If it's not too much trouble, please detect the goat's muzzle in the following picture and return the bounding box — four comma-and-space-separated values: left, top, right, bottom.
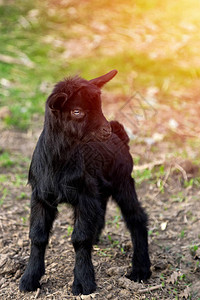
97, 123, 111, 141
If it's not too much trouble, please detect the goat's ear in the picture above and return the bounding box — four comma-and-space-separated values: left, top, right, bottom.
89, 69, 118, 88
48, 92, 68, 112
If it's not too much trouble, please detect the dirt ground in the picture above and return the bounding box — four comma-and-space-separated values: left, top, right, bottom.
0, 107, 200, 300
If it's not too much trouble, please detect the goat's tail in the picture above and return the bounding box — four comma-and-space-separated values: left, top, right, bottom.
110, 120, 130, 145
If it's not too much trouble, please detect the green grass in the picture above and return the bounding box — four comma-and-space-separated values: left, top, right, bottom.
0, 174, 8, 183
0, 187, 7, 206
0, 152, 14, 167
0, 0, 200, 129
133, 168, 153, 184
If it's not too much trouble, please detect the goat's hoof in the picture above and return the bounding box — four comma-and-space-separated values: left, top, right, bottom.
72, 280, 96, 295
19, 275, 41, 292
128, 268, 152, 282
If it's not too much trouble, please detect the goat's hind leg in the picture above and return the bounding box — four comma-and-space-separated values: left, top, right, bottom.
113, 177, 151, 282
20, 196, 57, 291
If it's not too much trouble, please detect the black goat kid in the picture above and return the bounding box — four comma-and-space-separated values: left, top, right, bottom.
19, 70, 151, 295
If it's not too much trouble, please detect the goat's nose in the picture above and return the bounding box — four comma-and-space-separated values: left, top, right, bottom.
102, 127, 109, 133
101, 124, 111, 136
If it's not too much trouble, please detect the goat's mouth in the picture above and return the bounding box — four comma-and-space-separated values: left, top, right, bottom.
81, 130, 111, 143
92, 130, 111, 141
101, 131, 112, 140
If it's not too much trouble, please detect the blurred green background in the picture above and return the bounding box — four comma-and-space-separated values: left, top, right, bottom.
0, 0, 200, 130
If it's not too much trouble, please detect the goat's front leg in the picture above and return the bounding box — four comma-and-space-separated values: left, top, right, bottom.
93, 197, 108, 244
19, 196, 57, 292
71, 195, 101, 295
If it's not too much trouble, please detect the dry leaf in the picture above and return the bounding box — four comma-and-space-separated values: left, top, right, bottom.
166, 271, 180, 284
180, 286, 190, 299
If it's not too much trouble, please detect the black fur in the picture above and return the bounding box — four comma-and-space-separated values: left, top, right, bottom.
19, 71, 151, 295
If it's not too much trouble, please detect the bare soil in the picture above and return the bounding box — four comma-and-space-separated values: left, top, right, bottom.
0, 112, 200, 300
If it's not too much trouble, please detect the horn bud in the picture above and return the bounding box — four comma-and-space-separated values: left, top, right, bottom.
89, 70, 118, 88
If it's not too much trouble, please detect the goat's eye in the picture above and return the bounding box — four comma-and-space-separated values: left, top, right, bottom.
71, 109, 85, 119
73, 109, 81, 115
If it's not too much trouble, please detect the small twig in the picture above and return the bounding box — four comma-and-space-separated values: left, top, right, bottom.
181, 242, 200, 249
162, 165, 171, 187
35, 288, 40, 299
174, 163, 188, 181
134, 159, 166, 171
153, 166, 171, 199
138, 284, 163, 293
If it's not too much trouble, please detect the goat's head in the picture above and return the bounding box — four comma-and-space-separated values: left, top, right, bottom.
45, 70, 118, 143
